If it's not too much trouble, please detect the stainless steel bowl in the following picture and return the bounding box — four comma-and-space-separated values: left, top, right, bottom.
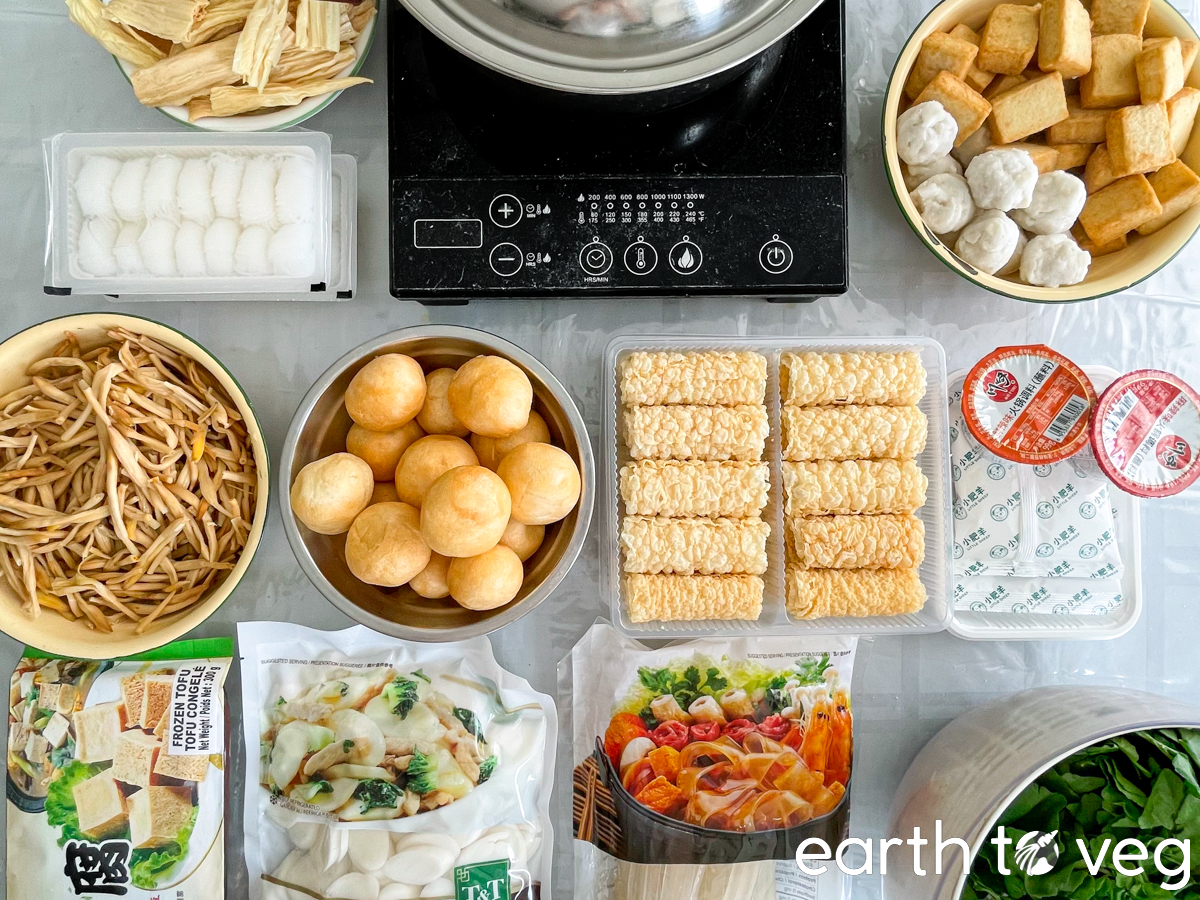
281, 326, 594, 642
400, 0, 828, 94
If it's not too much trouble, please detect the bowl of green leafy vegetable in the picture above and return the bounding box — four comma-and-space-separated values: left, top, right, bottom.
885, 686, 1200, 900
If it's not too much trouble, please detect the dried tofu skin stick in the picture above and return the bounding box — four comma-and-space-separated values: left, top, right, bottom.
183, 0, 257, 47
348, 0, 377, 34
102, 0, 209, 44
271, 45, 355, 84
296, 0, 342, 52
66, 0, 166, 69
130, 31, 241, 107
208, 75, 371, 115
187, 96, 215, 122
233, 0, 291, 91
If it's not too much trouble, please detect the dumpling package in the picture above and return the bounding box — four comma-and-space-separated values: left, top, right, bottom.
5, 638, 231, 899
568, 623, 855, 900
239, 622, 556, 900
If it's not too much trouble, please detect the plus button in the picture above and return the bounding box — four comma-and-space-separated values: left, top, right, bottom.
489, 194, 523, 228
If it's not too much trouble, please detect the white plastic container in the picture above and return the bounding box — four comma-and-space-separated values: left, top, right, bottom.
602, 335, 953, 637
44, 132, 332, 296
946, 366, 1143, 641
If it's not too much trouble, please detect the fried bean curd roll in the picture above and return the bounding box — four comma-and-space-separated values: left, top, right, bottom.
781, 350, 927, 407
781, 405, 928, 461
626, 574, 765, 622
624, 405, 769, 461
619, 351, 767, 406
621, 516, 770, 575
785, 566, 927, 619
782, 460, 928, 516
787, 513, 926, 569
619, 460, 770, 518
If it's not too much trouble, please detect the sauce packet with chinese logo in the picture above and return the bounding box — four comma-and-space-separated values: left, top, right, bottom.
5, 638, 231, 900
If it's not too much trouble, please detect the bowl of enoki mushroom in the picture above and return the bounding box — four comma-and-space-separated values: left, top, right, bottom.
0, 314, 267, 658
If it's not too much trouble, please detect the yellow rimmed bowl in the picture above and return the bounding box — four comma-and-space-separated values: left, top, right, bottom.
883, 0, 1200, 303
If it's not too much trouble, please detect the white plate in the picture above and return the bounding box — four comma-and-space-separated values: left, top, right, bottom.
113, 13, 377, 133
946, 366, 1144, 641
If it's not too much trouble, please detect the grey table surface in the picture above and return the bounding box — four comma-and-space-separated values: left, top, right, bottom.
2, 0, 1200, 897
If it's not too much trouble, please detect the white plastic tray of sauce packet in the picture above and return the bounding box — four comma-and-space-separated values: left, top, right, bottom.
602, 334, 953, 638
947, 366, 1143, 641
44, 131, 332, 296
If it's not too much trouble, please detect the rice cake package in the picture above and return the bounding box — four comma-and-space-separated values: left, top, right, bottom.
239, 622, 556, 900
568, 623, 854, 900
6, 638, 231, 899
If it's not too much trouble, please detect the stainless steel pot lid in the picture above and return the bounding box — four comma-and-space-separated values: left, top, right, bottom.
396, 0, 829, 93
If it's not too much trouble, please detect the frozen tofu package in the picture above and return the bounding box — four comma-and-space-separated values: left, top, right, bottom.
5, 638, 231, 900
568, 623, 854, 900
239, 622, 557, 900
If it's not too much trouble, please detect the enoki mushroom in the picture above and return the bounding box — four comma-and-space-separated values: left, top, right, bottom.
0, 328, 258, 634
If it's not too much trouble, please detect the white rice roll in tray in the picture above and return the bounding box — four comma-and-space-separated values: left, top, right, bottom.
903, 154, 962, 191
211, 154, 245, 219
139, 218, 178, 276
239, 157, 278, 227
275, 154, 316, 224
235, 224, 272, 275
1010, 171, 1088, 235
205, 218, 241, 276
965, 149, 1038, 212
142, 155, 184, 221
268, 223, 315, 276
896, 101, 958, 166
1020, 233, 1091, 287
177, 158, 216, 226
911, 173, 976, 234
75, 156, 121, 220
955, 210, 1022, 275
76, 217, 119, 276
111, 157, 150, 222
113, 222, 144, 274
999, 229, 1029, 277
174, 221, 207, 277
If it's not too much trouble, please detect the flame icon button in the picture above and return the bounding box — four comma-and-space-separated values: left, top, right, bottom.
669, 239, 704, 275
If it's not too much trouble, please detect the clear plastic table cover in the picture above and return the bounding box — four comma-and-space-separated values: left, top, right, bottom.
1, 1, 1199, 898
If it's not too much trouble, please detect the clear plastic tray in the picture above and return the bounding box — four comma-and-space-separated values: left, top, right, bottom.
946, 366, 1144, 642
43, 131, 332, 296
602, 334, 953, 637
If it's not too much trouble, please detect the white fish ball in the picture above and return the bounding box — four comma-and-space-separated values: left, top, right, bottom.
348, 830, 391, 873
204, 218, 241, 276
177, 158, 216, 226
326, 873, 380, 900
112, 157, 150, 222
910, 173, 976, 234
420, 879, 454, 899
903, 154, 962, 191
1010, 171, 1088, 235
1020, 233, 1091, 287
113, 222, 145, 274
75, 156, 121, 220
211, 154, 245, 220
380, 886, 421, 900
382, 847, 456, 886
142, 155, 183, 221
175, 221, 207, 277
998, 228, 1030, 277
76, 217, 120, 277
965, 149, 1039, 212
239, 157, 278, 227
955, 210, 1021, 275
896, 101, 958, 166
234, 225, 271, 276
275, 154, 316, 224
268, 223, 315, 277
138, 218, 178, 276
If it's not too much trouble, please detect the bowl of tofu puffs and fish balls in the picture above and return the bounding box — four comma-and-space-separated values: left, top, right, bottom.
280, 325, 594, 642
884, 0, 1200, 302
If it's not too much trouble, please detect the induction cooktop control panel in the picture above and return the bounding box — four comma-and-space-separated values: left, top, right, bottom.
390, 176, 846, 303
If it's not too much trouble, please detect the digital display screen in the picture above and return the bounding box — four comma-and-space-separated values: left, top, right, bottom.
413, 219, 483, 249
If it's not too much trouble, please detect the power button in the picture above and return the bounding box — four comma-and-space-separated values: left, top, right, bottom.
759, 237, 793, 275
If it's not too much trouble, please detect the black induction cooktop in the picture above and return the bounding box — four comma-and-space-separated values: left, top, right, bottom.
388, 0, 847, 303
